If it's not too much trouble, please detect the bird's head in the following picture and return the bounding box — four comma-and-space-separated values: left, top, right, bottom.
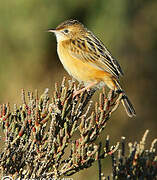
48, 19, 87, 42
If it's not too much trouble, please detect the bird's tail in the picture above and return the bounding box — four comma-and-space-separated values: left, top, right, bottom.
121, 94, 136, 117
114, 80, 136, 117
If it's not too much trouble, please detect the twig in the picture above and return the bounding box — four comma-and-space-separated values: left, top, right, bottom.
98, 142, 102, 180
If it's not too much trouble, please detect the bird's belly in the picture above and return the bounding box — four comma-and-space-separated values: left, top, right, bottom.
57, 44, 105, 82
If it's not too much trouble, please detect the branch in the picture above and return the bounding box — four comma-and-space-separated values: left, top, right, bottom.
0, 77, 121, 178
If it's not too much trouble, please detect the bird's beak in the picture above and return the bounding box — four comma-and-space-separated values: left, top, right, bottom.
47, 29, 57, 33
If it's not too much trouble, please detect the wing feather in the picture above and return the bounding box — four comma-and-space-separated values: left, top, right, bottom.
68, 32, 124, 79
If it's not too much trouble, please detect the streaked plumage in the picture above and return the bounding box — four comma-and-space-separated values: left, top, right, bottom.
48, 19, 136, 117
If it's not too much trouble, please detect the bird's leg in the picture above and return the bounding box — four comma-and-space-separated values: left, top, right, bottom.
73, 81, 97, 98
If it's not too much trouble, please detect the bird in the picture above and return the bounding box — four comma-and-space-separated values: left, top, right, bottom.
48, 19, 136, 117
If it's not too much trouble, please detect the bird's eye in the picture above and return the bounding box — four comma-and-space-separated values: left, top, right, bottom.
63, 29, 69, 34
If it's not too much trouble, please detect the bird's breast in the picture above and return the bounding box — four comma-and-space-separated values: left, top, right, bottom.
57, 41, 109, 83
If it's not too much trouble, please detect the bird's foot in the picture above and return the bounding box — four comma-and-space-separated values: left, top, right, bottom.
73, 81, 98, 98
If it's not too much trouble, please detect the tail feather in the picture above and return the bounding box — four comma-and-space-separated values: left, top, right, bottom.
104, 78, 136, 117
121, 94, 136, 117
113, 80, 136, 117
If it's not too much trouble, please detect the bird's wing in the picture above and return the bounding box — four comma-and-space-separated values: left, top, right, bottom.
67, 32, 124, 79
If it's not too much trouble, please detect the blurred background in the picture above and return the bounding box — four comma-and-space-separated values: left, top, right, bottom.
0, 0, 157, 178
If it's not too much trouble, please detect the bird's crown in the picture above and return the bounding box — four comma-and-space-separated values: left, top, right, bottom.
56, 19, 84, 30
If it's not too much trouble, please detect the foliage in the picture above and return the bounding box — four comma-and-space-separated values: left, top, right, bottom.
0, 78, 120, 178
0, 79, 156, 179
103, 130, 157, 180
